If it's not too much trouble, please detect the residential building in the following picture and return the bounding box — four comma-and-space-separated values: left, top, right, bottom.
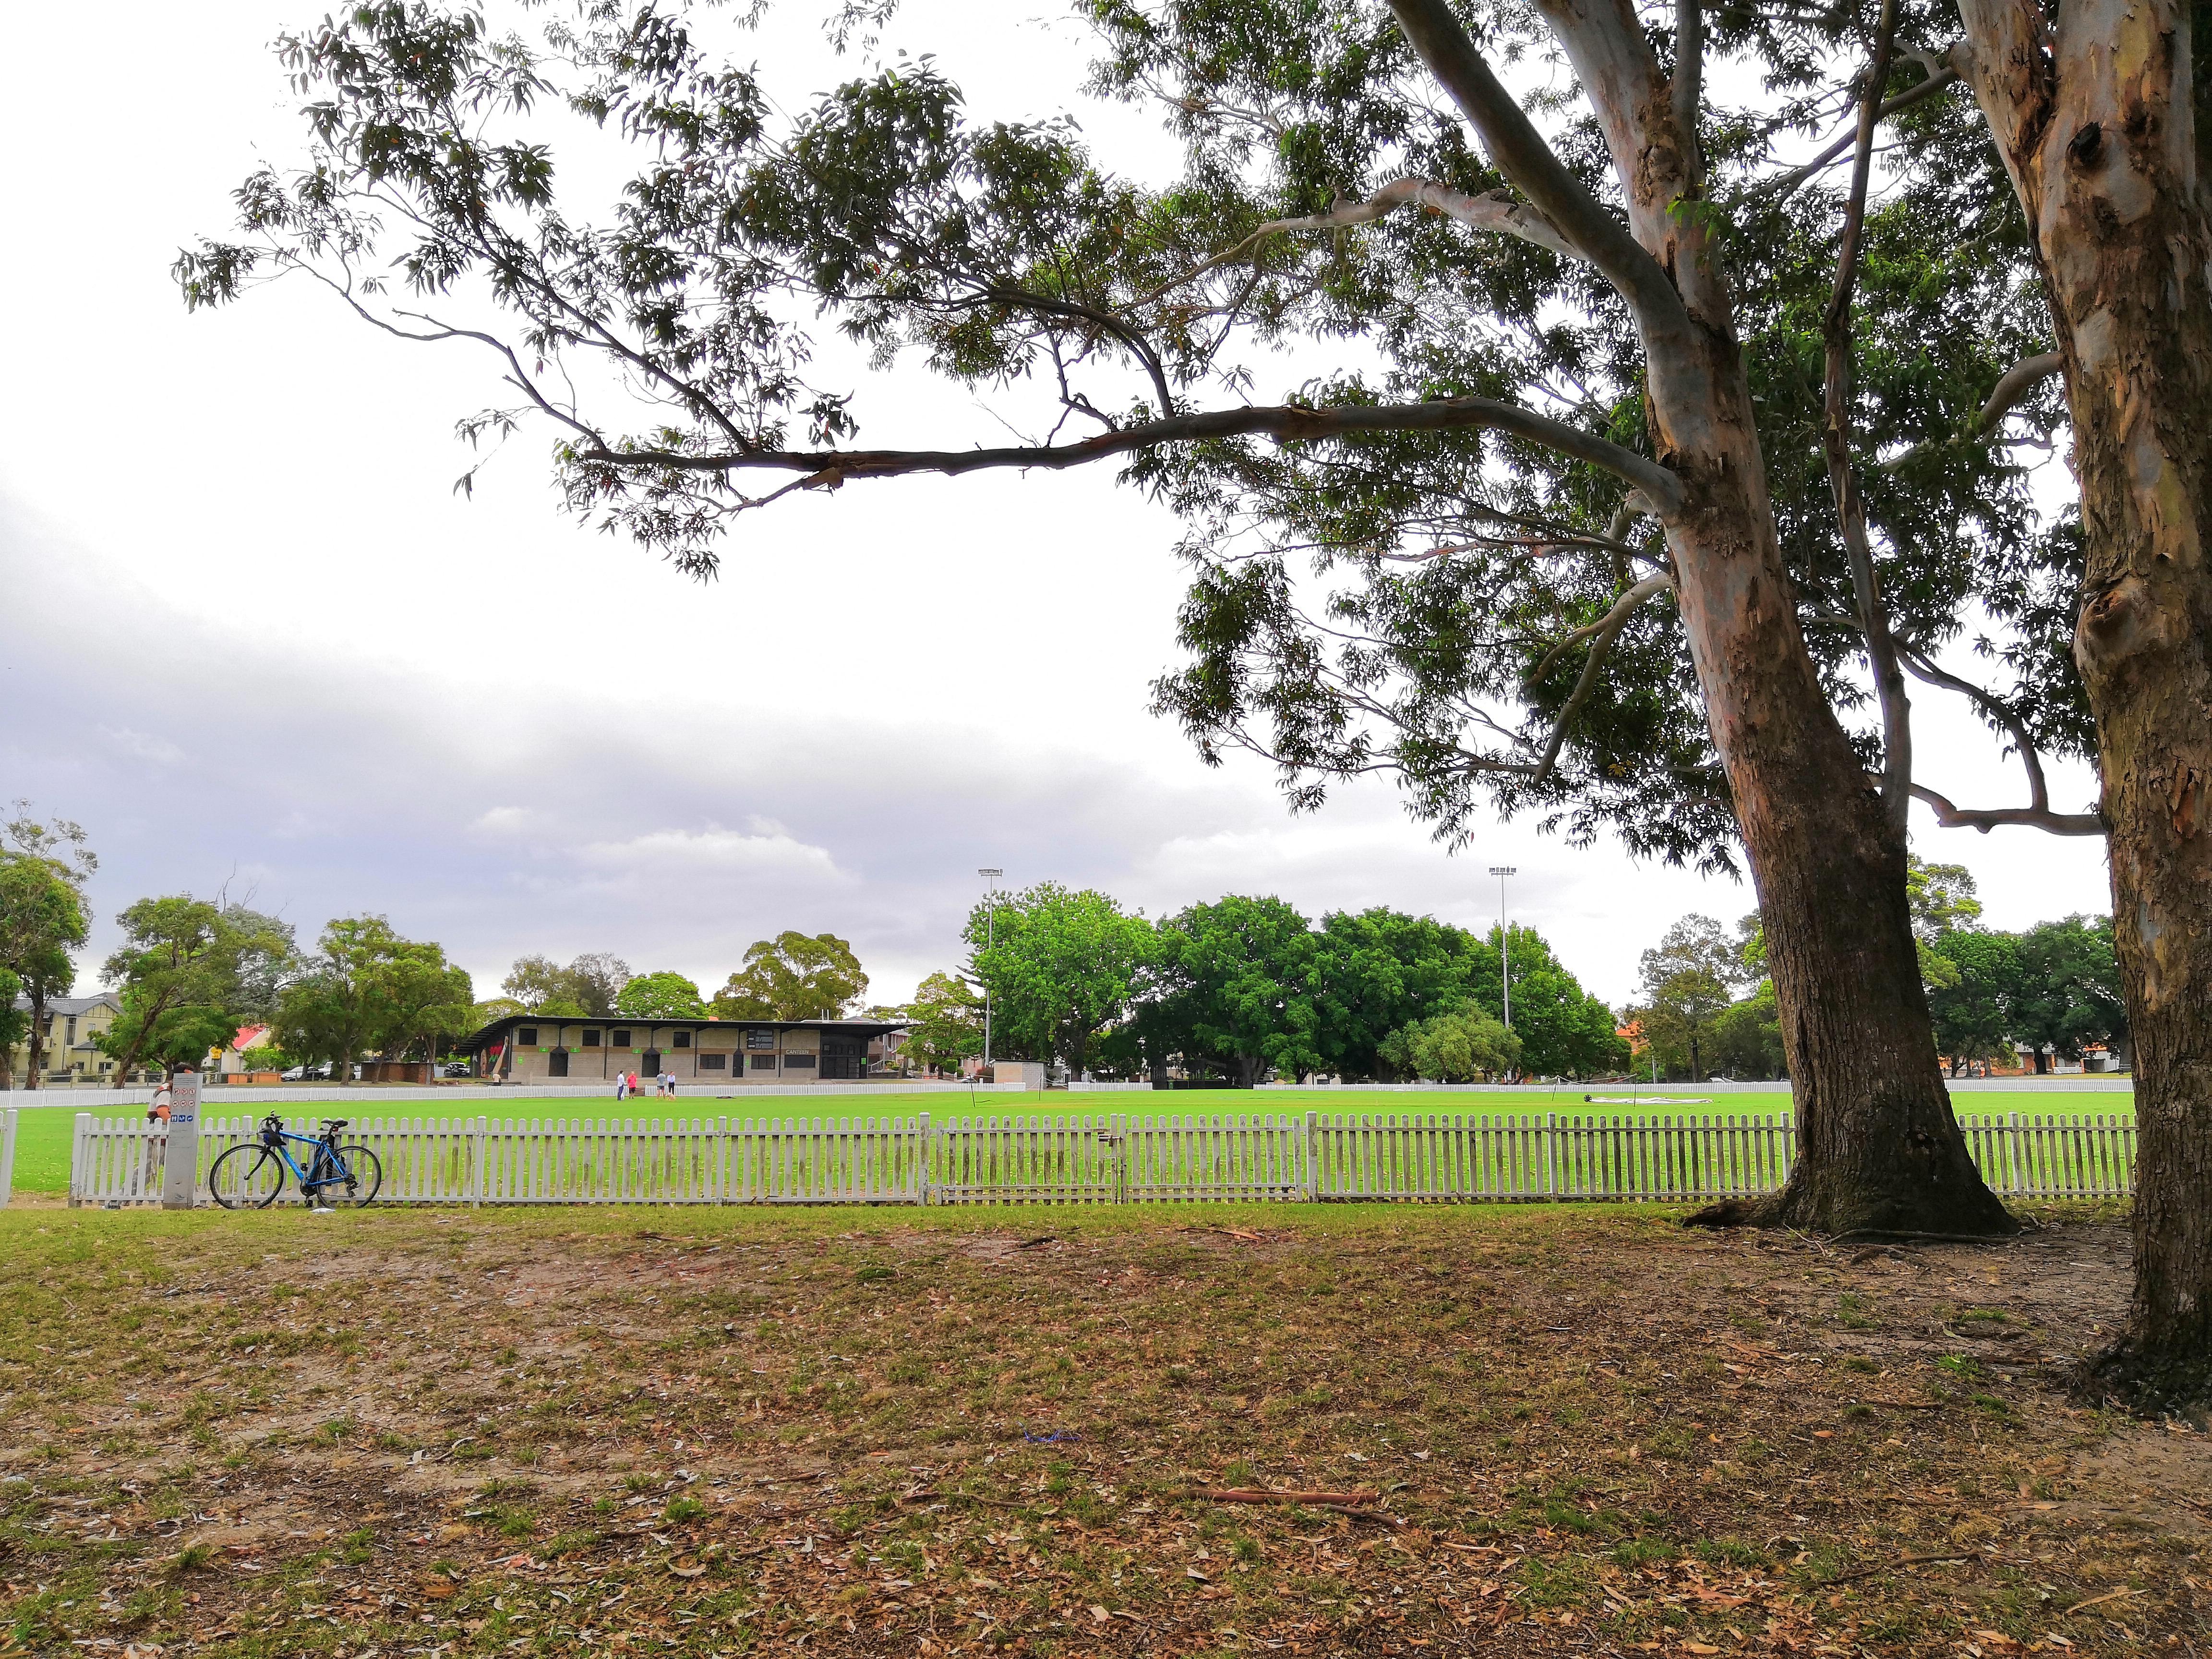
460, 1013, 907, 1084
6, 993, 126, 1085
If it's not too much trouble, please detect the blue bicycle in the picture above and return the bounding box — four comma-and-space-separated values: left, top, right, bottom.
209, 1115, 383, 1209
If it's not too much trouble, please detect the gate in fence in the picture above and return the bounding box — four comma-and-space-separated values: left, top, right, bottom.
62, 1109, 2139, 1209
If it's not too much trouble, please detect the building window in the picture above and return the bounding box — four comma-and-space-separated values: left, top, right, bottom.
673, 1031, 692, 1049
699, 1053, 726, 1070
518, 1026, 539, 1046
749, 1054, 778, 1071
783, 1052, 817, 1069
611, 1028, 632, 1049
745, 1028, 776, 1050
583, 1028, 603, 1048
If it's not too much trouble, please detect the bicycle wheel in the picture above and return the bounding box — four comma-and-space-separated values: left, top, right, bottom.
208, 1144, 285, 1210
330, 1145, 383, 1207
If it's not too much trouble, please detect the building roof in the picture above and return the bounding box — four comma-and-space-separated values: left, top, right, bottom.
459, 1012, 907, 1053
10, 994, 121, 1017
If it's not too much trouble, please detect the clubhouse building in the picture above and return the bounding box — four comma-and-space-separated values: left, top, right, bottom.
460, 1013, 907, 1085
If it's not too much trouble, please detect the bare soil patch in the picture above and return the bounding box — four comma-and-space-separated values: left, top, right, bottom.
0, 1202, 2202, 1658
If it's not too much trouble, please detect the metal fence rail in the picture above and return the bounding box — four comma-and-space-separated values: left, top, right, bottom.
62, 1109, 2141, 1208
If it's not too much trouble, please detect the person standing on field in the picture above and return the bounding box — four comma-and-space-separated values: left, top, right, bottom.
615, 1071, 629, 1101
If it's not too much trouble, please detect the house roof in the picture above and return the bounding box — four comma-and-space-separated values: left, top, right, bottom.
11, 994, 121, 1017
459, 1012, 907, 1053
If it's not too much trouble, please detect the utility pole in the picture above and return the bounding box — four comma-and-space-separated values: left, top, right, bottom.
977, 868, 1002, 1074
1488, 866, 1517, 1028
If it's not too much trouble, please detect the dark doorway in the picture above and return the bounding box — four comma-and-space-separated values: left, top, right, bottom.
641, 1048, 662, 1075
549, 1048, 570, 1078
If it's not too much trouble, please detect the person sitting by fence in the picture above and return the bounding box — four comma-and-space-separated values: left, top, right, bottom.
143, 1082, 172, 1197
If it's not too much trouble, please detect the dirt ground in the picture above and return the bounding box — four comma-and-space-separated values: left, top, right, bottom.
0, 1201, 2204, 1658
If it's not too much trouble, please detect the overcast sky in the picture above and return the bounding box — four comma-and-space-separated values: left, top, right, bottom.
0, 0, 2114, 1010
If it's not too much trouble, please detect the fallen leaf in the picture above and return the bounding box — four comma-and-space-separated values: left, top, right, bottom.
1090, 1605, 1110, 1624
1186, 1566, 1210, 1581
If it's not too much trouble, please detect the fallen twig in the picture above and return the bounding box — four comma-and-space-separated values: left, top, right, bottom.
2060, 1585, 2143, 1618
1816, 1550, 1974, 1586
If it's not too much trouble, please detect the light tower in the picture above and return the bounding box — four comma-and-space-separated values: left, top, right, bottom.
977, 868, 1003, 1070
1488, 866, 1517, 1028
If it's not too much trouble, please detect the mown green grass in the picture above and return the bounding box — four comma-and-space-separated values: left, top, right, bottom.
5, 1082, 2133, 1195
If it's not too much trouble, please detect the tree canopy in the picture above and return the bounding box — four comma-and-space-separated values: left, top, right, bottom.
965, 884, 1154, 1074
714, 933, 868, 1020
615, 970, 707, 1019
504, 951, 634, 1016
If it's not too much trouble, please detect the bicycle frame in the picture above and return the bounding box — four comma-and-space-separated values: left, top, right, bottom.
263, 1129, 352, 1193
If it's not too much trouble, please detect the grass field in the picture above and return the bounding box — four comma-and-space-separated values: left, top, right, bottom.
4, 1087, 2137, 1197
0, 1199, 2197, 1658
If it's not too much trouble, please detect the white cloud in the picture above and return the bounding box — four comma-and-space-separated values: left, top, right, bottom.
573, 823, 849, 882
98, 726, 185, 766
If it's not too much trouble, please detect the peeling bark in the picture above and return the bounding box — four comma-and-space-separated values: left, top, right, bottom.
1956, 0, 2212, 1402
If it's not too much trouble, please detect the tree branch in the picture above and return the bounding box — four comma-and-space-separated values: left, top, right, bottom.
1821, 0, 1912, 839
1144, 176, 1582, 306
577, 394, 1689, 517
1975, 351, 2064, 430
1383, 0, 1700, 358
1761, 64, 1962, 206
1672, 0, 1705, 189
1910, 784, 2104, 836
1523, 571, 1676, 786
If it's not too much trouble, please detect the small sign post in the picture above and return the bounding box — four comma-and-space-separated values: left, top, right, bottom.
161, 1069, 201, 1210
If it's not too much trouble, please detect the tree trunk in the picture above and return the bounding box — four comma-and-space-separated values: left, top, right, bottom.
1954, 0, 2212, 1399
1388, 0, 2012, 1238
1635, 209, 2009, 1238
24, 992, 45, 1089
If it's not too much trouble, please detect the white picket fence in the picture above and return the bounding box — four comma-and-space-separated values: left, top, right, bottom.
60, 1109, 2140, 1209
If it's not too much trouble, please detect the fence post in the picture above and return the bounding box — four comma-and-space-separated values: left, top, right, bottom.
1544, 1112, 1558, 1201
916, 1113, 931, 1206
470, 1117, 485, 1209
2006, 1110, 2021, 1197
1303, 1110, 1318, 1202
0, 1107, 16, 1209
70, 1112, 90, 1208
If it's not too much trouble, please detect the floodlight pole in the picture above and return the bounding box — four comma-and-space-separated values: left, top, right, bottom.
1488, 866, 1517, 1029
978, 868, 1002, 1074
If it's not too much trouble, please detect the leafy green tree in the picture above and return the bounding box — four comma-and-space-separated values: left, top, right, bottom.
1459, 925, 1626, 1079
1925, 930, 2025, 1076
890, 971, 985, 1076
97, 895, 297, 1083
0, 966, 25, 1089
178, 0, 2051, 1235
1309, 909, 1485, 1081
502, 951, 632, 1016
1154, 895, 1322, 1086
276, 917, 470, 1079
1707, 984, 1788, 1081
713, 934, 868, 1021
0, 807, 95, 1089
616, 971, 707, 1019
1907, 856, 1985, 939
1630, 916, 1743, 1083
2011, 917, 2128, 1074
1378, 1004, 1519, 1082
966, 884, 1154, 1074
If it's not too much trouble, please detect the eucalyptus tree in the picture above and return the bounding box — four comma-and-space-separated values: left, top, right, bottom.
178, 0, 2071, 1233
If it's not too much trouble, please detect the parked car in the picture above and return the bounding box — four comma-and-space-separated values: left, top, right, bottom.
443, 1061, 471, 1078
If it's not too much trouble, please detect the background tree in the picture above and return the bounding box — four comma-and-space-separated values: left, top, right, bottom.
176, 0, 2047, 1235
0, 967, 25, 1090
889, 971, 984, 1076
275, 917, 461, 1081
1378, 1003, 1519, 1082
1630, 916, 1742, 1084
1154, 895, 1322, 1086
98, 895, 297, 1082
965, 884, 1154, 1074
502, 951, 633, 1016
1460, 925, 1626, 1079
2011, 917, 2126, 1075
1309, 908, 1487, 1082
0, 807, 95, 1090
615, 971, 707, 1019
713, 934, 868, 1021
1924, 929, 2024, 1077
1707, 982, 1788, 1081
